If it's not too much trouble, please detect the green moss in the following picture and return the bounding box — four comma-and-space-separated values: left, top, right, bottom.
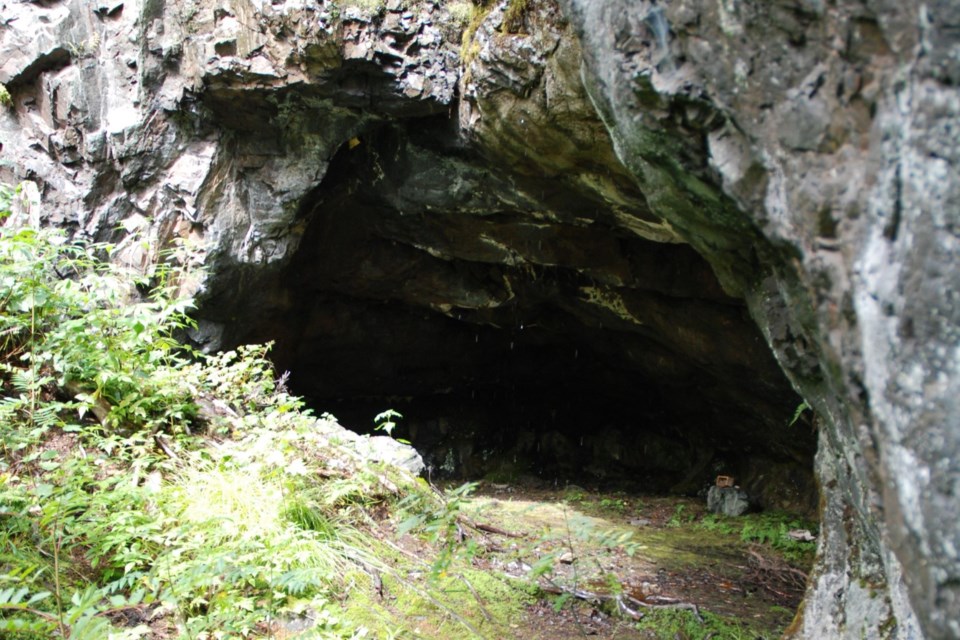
460, 3, 493, 67
447, 1, 475, 27
501, 0, 529, 33
635, 609, 754, 640
345, 569, 534, 639
0, 83, 11, 108
878, 613, 898, 637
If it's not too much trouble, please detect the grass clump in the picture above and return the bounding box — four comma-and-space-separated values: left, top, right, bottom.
635, 608, 752, 640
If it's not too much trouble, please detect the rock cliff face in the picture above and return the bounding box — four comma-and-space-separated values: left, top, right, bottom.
558, 1, 959, 637
1, 0, 956, 637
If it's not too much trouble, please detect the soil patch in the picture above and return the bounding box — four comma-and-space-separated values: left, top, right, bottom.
439, 482, 814, 639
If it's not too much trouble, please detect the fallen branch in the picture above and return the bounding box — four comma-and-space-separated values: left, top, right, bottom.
153, 433, 180, 461
458, 516, 525, 539
537, 583, 703, 623
630, 595, 704, 623
746, 545, 809, 591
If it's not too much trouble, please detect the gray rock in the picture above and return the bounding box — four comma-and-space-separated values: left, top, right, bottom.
561, 0, 956, 636
362, 435, 426, 476
706, 486, 750, 517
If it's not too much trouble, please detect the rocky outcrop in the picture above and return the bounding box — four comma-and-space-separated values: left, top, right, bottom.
559, 0, 958, 637
1, 0, 956, 637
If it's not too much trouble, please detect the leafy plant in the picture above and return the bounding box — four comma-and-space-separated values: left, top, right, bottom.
0, 83, 11, 108
446, 1, 475, 26
0, 195, 198, 457
373, 408, 403, 437
562, 486, 586, 504
668, 503, 691, 527
599, 497, 627, 514
397, 481, 479, 578
789, 400, 812, 426
0, 177, 532, 638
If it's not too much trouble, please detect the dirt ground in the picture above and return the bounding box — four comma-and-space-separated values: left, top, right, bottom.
436, 482, 812, 640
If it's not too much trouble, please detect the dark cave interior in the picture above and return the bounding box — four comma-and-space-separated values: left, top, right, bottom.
197, 119, 818, 514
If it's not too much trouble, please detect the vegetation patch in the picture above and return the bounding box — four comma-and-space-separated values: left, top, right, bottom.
633, 608, 751, 640
0, 181, 525, 638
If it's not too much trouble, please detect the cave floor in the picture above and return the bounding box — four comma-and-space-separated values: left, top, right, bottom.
387, 485, 813, 639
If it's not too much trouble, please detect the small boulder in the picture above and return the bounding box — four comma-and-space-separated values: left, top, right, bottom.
706, 485, 750, 516
364, 435, 426, 476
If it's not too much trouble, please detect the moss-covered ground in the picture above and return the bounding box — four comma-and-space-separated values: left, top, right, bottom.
399, 485, 818, 640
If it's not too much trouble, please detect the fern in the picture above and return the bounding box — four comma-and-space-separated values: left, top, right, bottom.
0, 587, 58, 635
789, 400, 811, 426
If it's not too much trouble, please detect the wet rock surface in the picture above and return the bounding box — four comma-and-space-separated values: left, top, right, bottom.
1, 0, 957, 637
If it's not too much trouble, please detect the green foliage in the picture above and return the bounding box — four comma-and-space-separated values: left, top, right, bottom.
397, 481, 479, 578
635, 608, 751, 640
562, 485, 586, 503
0, 184, 387, 637
501, 0, 529, 33
740, 513, 817, 563
697, 513, 739, 535
65, 34, 101, 60
668, 502, 692, 527
698, 511, 818, 564
0, 83, 11, 108
459, 0, 494, 69
598, 496, 627, 514
446, 1, 475, 26
0, 194, 197, 459
373, 408, 403, 436
789, 400, 812, 426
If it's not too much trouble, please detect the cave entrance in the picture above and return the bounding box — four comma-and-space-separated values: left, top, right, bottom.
203, 118, 817, 513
